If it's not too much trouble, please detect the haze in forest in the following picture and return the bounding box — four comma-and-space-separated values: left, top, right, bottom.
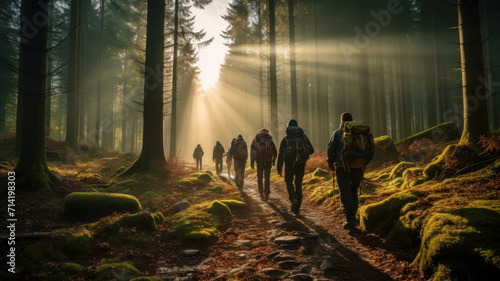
0, 0, 499, 163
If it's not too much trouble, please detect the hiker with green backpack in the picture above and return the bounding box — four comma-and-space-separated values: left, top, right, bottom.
327, 113, 375, 229
277, 119, 314, 215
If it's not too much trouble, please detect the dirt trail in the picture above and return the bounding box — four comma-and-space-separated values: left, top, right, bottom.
191, 174, 397, 280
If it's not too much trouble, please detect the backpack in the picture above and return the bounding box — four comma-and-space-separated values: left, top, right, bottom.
193, 147, 203, 159
283, 126, 310, 165
214, 145, 224, 159
342, 121, 375, 166
254, 132, 274, 162
232, 140, 247, 160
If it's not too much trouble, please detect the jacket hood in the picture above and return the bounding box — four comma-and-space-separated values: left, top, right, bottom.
236, 135, 244, 141
287, 119, 298, 128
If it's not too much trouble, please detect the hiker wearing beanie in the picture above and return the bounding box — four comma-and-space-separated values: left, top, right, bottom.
250, 128, 278, 201
277, 119, 314, 214
193, 144, 204, 171
213, 141, 225, 174
327, 112, 374, 230
230, 135, 248, 190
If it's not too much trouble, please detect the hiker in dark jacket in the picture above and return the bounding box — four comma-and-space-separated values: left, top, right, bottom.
193, 144, 204, 171
250, 128, 278, 201
224, 138, 236, 178
277, 119, 314, 214
213, 141, 225, 174
327, 112, 372, 229
231, 135, 248, 190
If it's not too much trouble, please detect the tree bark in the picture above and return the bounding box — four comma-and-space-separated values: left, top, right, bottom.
15, 0, 52, 190
66, 0, 79, 147
457, 0, 490, 146
269, 0, 278, 137
288, 0, 298, 119
95, 0, 104, 147
170, 0, 179, 158
122, 0, 167, 175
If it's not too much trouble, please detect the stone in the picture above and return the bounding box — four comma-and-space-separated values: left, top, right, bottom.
261, 268, 284, 276
320, 259, 336, 271
237, 253, 248, 260
290, 274, 313, 281
277, 260, 301, 269
266, 251, 281, 260
170, 200, 191, 213
273, 253, 296, 262
224, 228, 235, 235
179, 249, 200, 257
274, 236, 301, 245
233, 240, 252, 246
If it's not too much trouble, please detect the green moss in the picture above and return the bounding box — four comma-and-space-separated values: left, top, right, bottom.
114, 166, 127, 175
371, 135, 401, 168
488, 160, 500, 173
62, 263, 85, 275
414, 205, 500, 278
152, 212, 164, 224
218, 199, 247, 210
95, 262, 140, 281
359, 192, 418, 235
97, 211, 163, 240
423, 145, 456, 178
63, 192, 142, 221
22, 243, 67, 274
52, 228, 93, 257
168, 207, 219, 244
204, 170, 214, 176
113, 180, 139, 187
309, 184, 334, 205
179, 172, 214, 186
130, 277, 162, 281
137, 191, 162, 204
312, 168, 332, 180
389, 162, 417, 180
207, 200, 232, 220
395, 122, 460, 146
213, 185, 223, 193
197, 173, 214, 183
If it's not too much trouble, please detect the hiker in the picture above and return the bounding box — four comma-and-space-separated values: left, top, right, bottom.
231, 135, 248, 190
250, 128, 278, 201
224, 138, 235, 178
193, 144, 204, 171
277, 119, 314, 214
327, 112, 374, 229
213, 141, 225, 174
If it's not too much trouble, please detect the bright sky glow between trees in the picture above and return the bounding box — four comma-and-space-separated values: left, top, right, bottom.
192, 0, 231, 92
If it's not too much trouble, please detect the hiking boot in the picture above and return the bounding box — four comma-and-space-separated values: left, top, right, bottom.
291, 198, 299, 214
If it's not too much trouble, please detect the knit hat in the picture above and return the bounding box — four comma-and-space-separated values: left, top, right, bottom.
287, 119, 298, 127
341, 112, 353, 122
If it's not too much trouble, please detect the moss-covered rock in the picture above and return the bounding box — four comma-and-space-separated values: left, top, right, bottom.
204, 170, 214, 176
207, 200, 232, 219
97, 211, 163, 239
178, 172, 214, 186
414, 205, 500, 279
197, 172, 214, 183
168, 208, 219, 244
95, 262, 140, 281
213, 185, 223, 193
395, 122, 460, 146
62, 262, 85, 275
137, 191, 162, 204
389, 162, 417, 180
359, 192, 418, 235
63, 192, 142, 221
52, 228, 93, 257
371, 135, 401, 167
218, 199, 248, 210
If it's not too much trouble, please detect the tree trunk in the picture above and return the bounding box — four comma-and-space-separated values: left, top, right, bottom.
15, 0, 52, 190
95, 0, 104, 147
457, 0, 490, 146
122, 0, 167, 175
288, 0, 298, 119
169, 0, 179, 158
66, 0, 79, 147
269, 0, 278, 137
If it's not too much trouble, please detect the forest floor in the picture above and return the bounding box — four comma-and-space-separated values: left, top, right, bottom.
1, 134, 499, 281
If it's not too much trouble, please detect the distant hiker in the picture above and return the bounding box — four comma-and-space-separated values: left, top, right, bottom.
277, 119, 314, 214
327, 112, 374, 229
213, 141, 225, 174
225, 138, 236, 178
231, 135, 248, 190
251, 128, 278, 201
193, 144, 204, 171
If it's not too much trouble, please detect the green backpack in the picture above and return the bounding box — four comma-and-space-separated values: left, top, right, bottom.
342, 121, 375, 165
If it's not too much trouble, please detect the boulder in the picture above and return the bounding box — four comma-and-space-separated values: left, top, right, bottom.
63, 192, 142, 221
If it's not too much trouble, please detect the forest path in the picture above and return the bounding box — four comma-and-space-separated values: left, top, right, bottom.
194, 174, 395, 280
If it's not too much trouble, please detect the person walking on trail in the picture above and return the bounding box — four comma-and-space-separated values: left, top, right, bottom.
225, 138, 236, 178
251, 128, 278, 201
327, 112, 374, 230
277, 119, 314, 215
231, 135, 248, 190
213, 141, 225, 174
193, 144, 204, 171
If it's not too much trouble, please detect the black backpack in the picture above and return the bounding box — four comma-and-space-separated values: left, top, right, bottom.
232, 140, 247, 160
283, 126, 310, 165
